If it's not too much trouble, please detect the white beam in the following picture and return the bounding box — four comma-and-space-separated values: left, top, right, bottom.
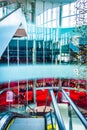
0, 64, 86, 83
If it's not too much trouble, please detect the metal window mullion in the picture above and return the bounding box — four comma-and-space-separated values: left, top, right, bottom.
46, 8, 48, 41
56, 7, 59, 41
59, 5, 62, 27
52, 41, 53, 64
26, 39, 28, 64
26, 80, 29, 105
33, 80, 36, 103
51, 3, 53, 64
17, 39, 19, 65
7, 45, 9, 66
51, 2, 53, 41
33, 40, 36, 64
59, 35, 62, 64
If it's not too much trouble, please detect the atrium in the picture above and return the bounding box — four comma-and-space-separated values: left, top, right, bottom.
0, 0, 87, 130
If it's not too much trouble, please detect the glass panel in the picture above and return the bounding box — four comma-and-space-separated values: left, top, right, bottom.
62, 4, 69, 17
19, 40, 26, 64
53, 8, 56, 20
0, 48, 8, 64
40, 14, 43, 24
62, 17, 69, 27
45, 41, 52, 63
44, 11, 47, 23
48, 9, 51, 21
9, 40, 17, 64
0, 8, 3, 18
28, 40, 33, 63
47, 22, 51, 28
52, 20, 57, 28
36, 40, 43, 63
70, 16, 76, 27
70, 2, 76, 15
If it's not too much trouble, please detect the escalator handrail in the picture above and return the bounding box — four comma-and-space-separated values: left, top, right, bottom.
62, 88, 87, 129
0, 7, 20, 21
0, 112, 13, 130
0, 112, 27, 130
0, 112, 8, 120
49, 89, 66, 130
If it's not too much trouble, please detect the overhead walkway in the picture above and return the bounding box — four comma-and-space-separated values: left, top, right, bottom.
0, 5, 25, 57
0, 64, 86, 83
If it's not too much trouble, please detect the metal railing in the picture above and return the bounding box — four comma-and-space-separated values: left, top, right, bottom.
37, 87, 87, 130
49, 89, 66, 130
62, 88, 87, 129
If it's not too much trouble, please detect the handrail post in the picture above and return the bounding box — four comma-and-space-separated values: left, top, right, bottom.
68, 104, 73, 130
49, 89, 66, 130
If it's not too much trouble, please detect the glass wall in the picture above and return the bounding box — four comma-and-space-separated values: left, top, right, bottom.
35, 6, 59, 41
62, 2, 76, 27
0, 1, 86, 65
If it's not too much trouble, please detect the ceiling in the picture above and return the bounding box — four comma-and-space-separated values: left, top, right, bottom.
0, 0, 77, 4
37, 0, 77, 4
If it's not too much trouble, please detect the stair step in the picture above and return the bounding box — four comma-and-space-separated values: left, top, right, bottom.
9, 117, 45, 130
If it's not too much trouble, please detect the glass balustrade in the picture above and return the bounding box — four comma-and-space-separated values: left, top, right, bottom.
0, 2, 20, 20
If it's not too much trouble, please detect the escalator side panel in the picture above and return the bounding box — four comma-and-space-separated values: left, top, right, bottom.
0, 8, 22, 57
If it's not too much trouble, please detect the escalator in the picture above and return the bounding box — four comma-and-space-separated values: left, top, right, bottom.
0, 88, 87, 130
0, 111, 56, 130
8, 117, 45, 130
0, 2, 27, 57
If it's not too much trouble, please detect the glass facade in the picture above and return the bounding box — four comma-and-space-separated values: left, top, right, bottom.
0, 1, 87, 65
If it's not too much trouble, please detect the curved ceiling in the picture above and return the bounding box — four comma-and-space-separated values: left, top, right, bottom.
38, 0, 77, 4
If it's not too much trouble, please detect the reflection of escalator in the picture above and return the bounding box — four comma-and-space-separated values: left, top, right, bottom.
0, 88, 87, 130
0, 8, 22, 57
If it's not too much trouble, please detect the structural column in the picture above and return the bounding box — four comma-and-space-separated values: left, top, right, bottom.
43, 1, 45, 64
33, 0, 36, 64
